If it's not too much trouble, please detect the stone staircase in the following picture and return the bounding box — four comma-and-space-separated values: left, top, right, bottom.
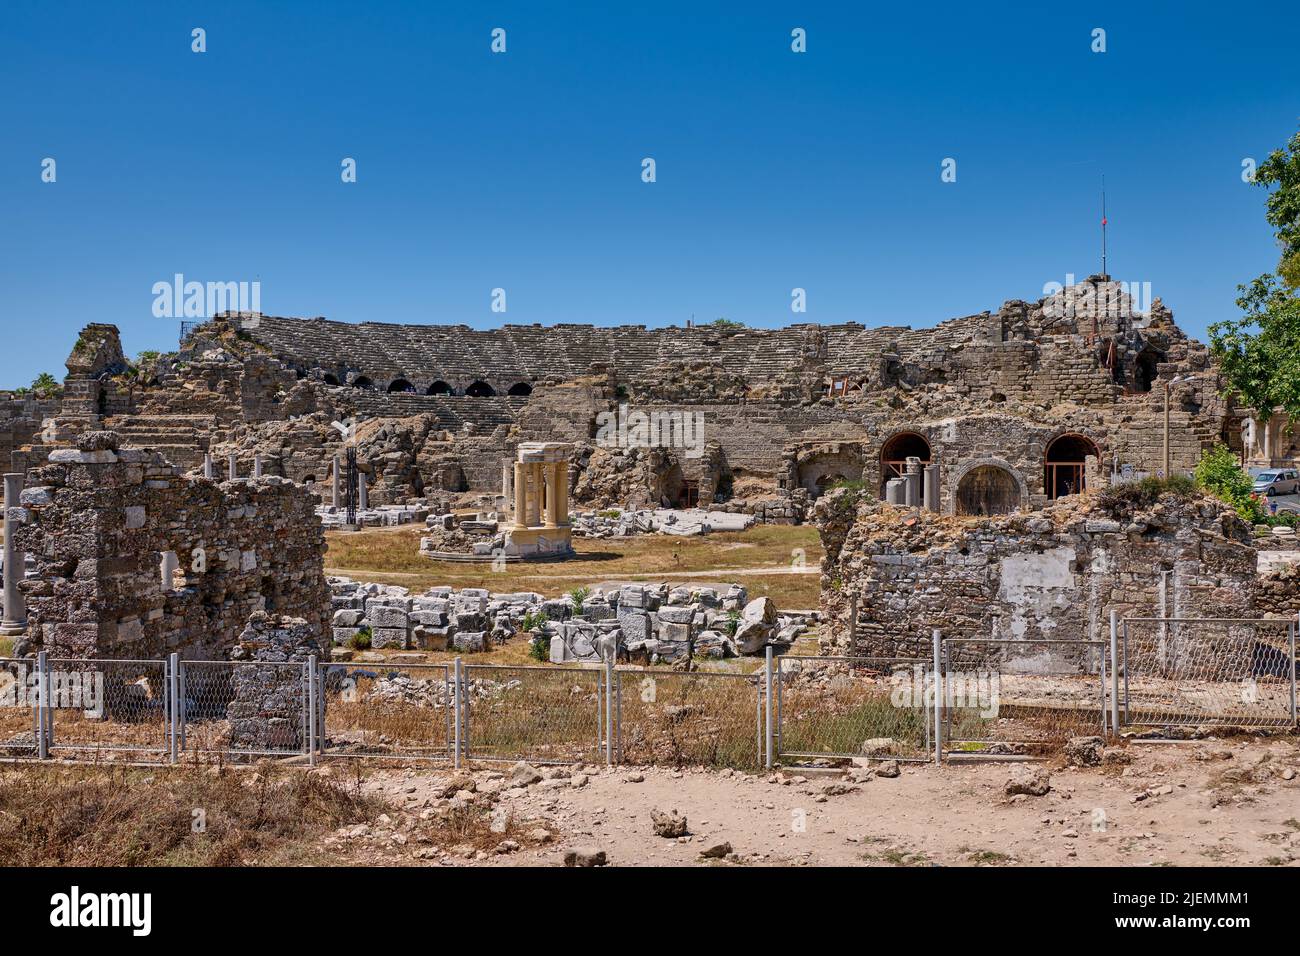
102, 414, 218, 471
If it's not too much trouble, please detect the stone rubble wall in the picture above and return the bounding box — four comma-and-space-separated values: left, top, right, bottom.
815, 488, 1262, 675
11, 431, 330, 660
328, 576, 813, 664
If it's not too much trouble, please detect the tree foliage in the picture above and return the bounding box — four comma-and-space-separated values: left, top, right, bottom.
1209, 123, 1300, 418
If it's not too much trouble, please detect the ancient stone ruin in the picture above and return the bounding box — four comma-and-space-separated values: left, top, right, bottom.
4, 277, 1244, 527
10, 430, 329, 661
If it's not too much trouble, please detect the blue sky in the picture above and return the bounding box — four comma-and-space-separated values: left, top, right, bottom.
2, 0, 1297, 386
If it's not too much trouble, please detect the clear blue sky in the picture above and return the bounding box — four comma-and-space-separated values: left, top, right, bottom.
2, 0, 1297, 386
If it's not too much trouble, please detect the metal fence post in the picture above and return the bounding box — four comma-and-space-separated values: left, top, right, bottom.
931, 630, 942, 765
453, 657, 463, 769
34, 651, 49, 759
1292, 615, 1298, 727
764, 645, 774, 769
168, 652, 179, 764
604, 652, 614, 766
1109, 609, 1120, 736
306, 654, 317, 766
178, 659, 187, 751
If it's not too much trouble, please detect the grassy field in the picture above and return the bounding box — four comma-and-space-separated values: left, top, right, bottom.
324, 523, 824, 609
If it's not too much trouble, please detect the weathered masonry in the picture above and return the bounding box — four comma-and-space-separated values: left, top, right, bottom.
8, 276, 1243, 519
11, 430, 329, 660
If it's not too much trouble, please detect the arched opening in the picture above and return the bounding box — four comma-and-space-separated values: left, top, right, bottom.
321, 373, 340, 386
352, 376, 374, 390
465, 380, 496, 397
1133, 348, 1163, 393
426, 380, 452, 395
1044, 434, 1099, 499
507, 382, 533, 396
387, 379, 415, 394
879, 431, 932, 494
815, 473, 848, 496
955, 465, 1021, 517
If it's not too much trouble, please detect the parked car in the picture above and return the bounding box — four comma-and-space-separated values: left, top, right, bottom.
1251, 469, 1300, 496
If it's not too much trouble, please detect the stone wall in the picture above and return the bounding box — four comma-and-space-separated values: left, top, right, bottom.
12, 431, 330, 660
815, 488, 1260, 672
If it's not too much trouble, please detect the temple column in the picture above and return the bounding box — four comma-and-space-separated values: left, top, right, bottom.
332, 455, 341, 508
554, 461, 569, 526
526, 463, 542, 526
544, 460, 560, 528
513, 462, 528, 527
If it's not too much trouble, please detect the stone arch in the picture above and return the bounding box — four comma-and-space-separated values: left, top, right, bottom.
465, 380, 496, 397
507, 382, 533, 396
426, 380, 452, 395
1044, 433, 1099, 499
387, 378, 415, 394
351, 375, 374, 390
879, 431, 932, 495
320, 372, 340, 386
798, 447, 865, 499
951, 458, 1027, 516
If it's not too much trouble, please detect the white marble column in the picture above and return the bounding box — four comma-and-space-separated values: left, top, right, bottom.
1, 473, 26, 636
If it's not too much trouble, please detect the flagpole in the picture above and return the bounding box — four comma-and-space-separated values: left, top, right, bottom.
1101, 175, 1107, 278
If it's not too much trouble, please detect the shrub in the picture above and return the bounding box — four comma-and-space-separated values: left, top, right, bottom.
568, 586, 590, 615
348, 626, 372, 651
529, 633, 551, 662
1194, 444, 1269, 523
1097, 475, 1198, 514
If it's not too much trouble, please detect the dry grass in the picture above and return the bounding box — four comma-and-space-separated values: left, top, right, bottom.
324, 524, 823, 609
0, 762, 382, 866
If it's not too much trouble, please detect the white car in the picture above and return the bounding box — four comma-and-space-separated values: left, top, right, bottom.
1252, 469, 1300, 496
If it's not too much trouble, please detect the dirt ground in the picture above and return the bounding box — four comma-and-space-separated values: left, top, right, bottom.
320, 735, 1300, 867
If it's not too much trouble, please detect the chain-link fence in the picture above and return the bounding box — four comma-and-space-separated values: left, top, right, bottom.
3, 620, 1294, 768
616, 668, 763, 770
940, 638, 1107, 755
1119, 617, 1298, 729
775, 656, 931, 762
179, 660, 311, 757
462, 663, 605, 764
319, 661, 451, 760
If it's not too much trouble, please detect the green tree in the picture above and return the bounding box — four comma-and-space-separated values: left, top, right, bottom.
30, 372, 59, 397
1209, 123, 1300, 418
1194, 444, 1268, 524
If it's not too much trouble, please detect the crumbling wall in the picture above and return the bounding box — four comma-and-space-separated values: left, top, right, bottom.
815, 488, 1258, 670
12, 431, 330, 660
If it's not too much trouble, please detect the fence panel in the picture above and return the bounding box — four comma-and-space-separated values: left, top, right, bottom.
179, 660, 310, 757
776, 656, 931, 762
40, 658, 170, 761
318, 661, 451, 760
0, 657, 44, 757
463, 664, 604, 764
1120, 618, 1297, 730
616, 668, 762, 770
942, 639, 1107, 755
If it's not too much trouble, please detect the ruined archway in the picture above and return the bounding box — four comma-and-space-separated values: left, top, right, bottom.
387, 378, 415, 394
321, 373, 340, 386
351, 375, 374, 390
465, 380, 496, 397
1133, 348, 1163, 393
954, 462, 1023, 517
1044, 433, 1098, 499
426, 380, 452, 395
879, 431, 931, 495
507, 382, 533, 396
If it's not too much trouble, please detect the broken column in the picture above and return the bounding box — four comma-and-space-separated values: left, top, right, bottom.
253, 455, 263, 478
903, 457, 922, 507
358, 472, 368, 511
228, 454, 237, 481
203, 453, 214, 478
885, 477, 905, 505
331, 455, 341, 508
923, 463, 940, 511
1, 473, 26, 636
